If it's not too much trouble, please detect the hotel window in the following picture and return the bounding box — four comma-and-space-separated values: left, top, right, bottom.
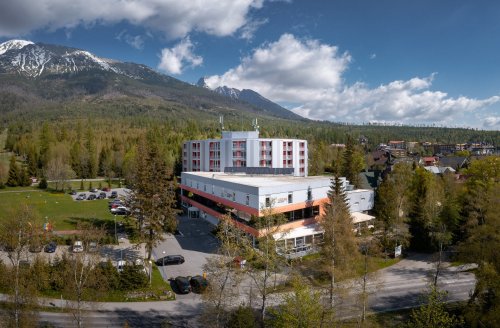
288, 193, 293, 204
204, 185, 206, 192
265, 196, 271, 207
246, 194, 250, 206
232, 192, 236, 201
307, 188, 312, 201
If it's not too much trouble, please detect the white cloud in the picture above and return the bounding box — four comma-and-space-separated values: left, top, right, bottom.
158, 37, 203, 74
206, 33, 500, 128
0, 0, 264, 39
115, 30, 144, 50
239, 18, 268, 40
205, 33, 351, 101
370, 53, 376, 59
482, 116, 500, 129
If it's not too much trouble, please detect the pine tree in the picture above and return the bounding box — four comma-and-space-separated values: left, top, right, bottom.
128, 133, 179, 260
320, 173, 361, 309
85, 126, 97, 178
18, 167, 32, 187
341, 135, 364, 188
7, 155, 20, 187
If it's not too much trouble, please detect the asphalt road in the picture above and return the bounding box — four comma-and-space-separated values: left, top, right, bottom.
30, 252, 475, 327
2, 237, 476, 328
337, 253, 476, 317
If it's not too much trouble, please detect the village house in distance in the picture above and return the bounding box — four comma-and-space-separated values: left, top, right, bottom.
180, 130, 374, 258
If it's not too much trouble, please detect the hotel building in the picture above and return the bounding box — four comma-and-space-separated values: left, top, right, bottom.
180, 171, 374, 257
182, 131, 308, 177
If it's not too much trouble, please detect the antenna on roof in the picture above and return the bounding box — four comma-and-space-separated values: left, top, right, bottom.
219, 115, 224, 131
252, 118, 259, 132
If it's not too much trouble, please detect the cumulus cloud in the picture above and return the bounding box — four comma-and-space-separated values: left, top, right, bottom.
0, 0, 264, 39
206, 33, 500, 127
158, 37, 203, 74
482, 116, 500, 129
205, 33, 351, 102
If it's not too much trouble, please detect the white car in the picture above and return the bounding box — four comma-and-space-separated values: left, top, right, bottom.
73, 241, 84, 253
117, 260, 127, 273
111, 206, 130, 215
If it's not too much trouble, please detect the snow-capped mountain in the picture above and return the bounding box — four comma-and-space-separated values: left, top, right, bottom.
0, 39, 157, 79
0, 39, 305, 121
196, 77, 303, 120
0, 39, 34, 55
214, 85, 241, 99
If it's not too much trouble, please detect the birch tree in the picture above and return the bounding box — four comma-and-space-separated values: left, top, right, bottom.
247, 203, 287, 323
201, 216, 251, 327
0, 205, 41, 328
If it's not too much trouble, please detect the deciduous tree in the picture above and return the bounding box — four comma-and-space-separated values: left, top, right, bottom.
201, 216, 251, 327
268, 275, 333, 328
0, 205, 41, 328
403, 286, 462, 328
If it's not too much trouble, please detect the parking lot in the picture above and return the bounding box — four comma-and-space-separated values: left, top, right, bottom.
0, 229, 145, 269
70, 187, 130, 201
152, 215, 220, 282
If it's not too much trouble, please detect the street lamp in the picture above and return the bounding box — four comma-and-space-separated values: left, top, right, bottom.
149, 260, 153, 285
114, 215, 117, 244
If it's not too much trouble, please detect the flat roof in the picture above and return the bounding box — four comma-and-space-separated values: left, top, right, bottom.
182, 171, 331, 188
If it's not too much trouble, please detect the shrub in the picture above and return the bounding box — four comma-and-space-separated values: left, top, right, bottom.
38, 178, 48, 189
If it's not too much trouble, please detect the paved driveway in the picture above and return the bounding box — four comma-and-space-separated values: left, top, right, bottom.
152, 215, 220, 281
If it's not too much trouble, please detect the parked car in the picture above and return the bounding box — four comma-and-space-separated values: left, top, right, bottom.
89, 188, 98, 193
116, 260, 126, 273
173, 276, 191, 294
69, 190, 77, 195
190, 275, 208, 293
88, 241, 98, 252
29, 243, 43, 253
155, 255, 185, 266
111, 206, 130, 215
102, 187, 111, 192
97, 192, 107, 199
109, 191, 118, 198
76, 194, 87, 200
73, 241, 84, 253
44, 242, 57, 253
87, 194, 96, 200
108, 199, 123, 208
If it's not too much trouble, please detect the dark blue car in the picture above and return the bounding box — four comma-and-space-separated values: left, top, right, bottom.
44, 242, 57, 253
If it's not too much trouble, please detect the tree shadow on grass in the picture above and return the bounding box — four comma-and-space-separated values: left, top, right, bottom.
64, 217, 116, 231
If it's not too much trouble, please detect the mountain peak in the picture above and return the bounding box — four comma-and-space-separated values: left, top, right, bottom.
196, 77, 210, 88
0, 39, 34, 55
196, 77, 303, 120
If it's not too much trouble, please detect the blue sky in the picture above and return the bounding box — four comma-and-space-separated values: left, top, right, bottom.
0, 0, 499, 129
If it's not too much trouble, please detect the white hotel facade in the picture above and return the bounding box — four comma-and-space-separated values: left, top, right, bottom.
182, 131, 308, 177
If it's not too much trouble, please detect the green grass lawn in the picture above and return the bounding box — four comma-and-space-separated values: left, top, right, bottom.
48, 179, 124, 191
92, 265, 175, 302
0, 188, 117, 230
